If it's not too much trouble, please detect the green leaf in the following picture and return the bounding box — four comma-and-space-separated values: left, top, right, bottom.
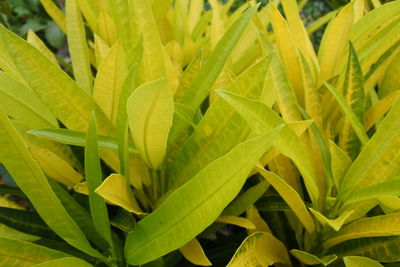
168, 57, 271, 189
84, 114, 113, 252
48, 179, 109, 253
343, 256, 383, 267
339, 99, 400, 197
379, 50, 400, 98
27, 128, 138, 154
329, 140, 352, 190
32, 257, 93, 267
226, 232, 291, 267
256, 167, 315, 233
328, 236, 400, 262
308, 208, 353, 232
93, 41, 127, 123
0, 223, 39, 242
0, 71, 57, 128
0, 26, 118, 170
168, 5, 259, 142
324, 213, 400, 249
343, 180, 400, 206
325, 82, 369, 146
216, 89, 319, 204
0, 207, 59, 240
318, 1, 354, 82
0, 106, 104, 260
0, 185, 24, 196
65, 0, 93, 93
127, 78, 174, 169
0, 237, 70, 267
124, 126, 283, 265
339, 43, 365, 159
290, 250, 337, 266
95, 173, 144, 215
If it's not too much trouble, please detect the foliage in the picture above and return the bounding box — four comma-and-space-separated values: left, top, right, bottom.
0, 0, 399, 266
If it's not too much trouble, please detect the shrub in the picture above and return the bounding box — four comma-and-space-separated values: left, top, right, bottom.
0, 0, 399, 266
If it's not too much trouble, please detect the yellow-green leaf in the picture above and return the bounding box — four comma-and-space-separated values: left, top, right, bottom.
40, 0, 66, 33
124, 127, 282, 265
127, 78, 174, 169
66, 0, 93, 93
32, 257, 93, 267
290, 250, 337, 266
179, 238, 212, 266
256, 166, 315, 233
343, 256, 383, 267
226, 232, 291, 267
216, 216, 255, 229
95, 173, 144, 215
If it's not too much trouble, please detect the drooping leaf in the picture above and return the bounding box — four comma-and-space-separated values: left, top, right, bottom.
246, 205, 271, 234
290, 250, 337, 266
226, 232, 291, 267
127, 78, 174, 169
216, 89, 319, 204
308, 208, 353, 232
124, 126, 282, 265
0, 106, 104, 260
256, 166, 315, 233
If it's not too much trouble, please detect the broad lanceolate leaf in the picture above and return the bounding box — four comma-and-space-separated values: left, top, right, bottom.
32, 257, 93, 267
168, 5, 259, 142
93, 41, 127, 123
65, 0, 93, 93
0, 25, 118, 157
84, 114, 113, 253
339, 43, 365, 159
318, 1, 354, 84
256, 167, 315, 233
226, 232, 291, 267
324, 213, 400, 249
168, 58, 270, 189
124, 127, 282, 265
0, 106, 104, 260
127, 78, 174, 169
339, 99, 400, 198
217, 90, 319, 204
40, 0, 67, 33
0, 237, 69, 267
0, 71, 57, 129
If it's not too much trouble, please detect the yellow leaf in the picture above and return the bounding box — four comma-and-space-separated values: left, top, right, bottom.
74, 182, 89, 195
217, 216, 256, 229
27, 30, 58, 66
179, 238, 212, 266
246, 205, 271, 234
127, 78, 174, 169
40, 0, 66, 33
227, 232, 292, 267
95, 173, 145, 215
